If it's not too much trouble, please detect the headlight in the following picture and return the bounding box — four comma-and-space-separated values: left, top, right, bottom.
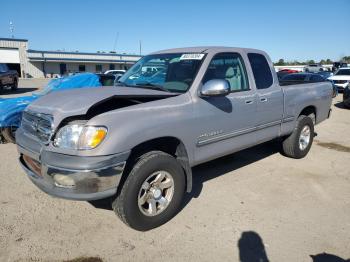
54, 124, 107, 150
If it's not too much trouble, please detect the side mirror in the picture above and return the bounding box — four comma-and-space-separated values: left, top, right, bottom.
200, 79, 230, 97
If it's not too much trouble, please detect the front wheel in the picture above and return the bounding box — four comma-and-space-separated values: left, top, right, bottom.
1, 127, 17, 144
112, 151, 185, 231
281, 115, 314, 159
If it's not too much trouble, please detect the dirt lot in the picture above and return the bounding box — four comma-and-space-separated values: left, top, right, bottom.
1, 83, 349, 262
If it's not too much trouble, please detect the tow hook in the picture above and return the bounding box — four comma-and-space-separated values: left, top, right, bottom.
313, 132, 318, 137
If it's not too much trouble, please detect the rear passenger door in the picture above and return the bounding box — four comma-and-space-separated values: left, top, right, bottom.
247, 53, 284, 142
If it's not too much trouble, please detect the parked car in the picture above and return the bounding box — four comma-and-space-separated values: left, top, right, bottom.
316, 71, 333, 79
281, 73, 338, 97
304, 64, 324, 73
104, 69, 126, 75
327, 67, 350, 92
343, 86, 350, 108
104, 69, 126, 80
0, 73, 115, 143
276, 69, 300, 80
280, 72, 325, 83
16, 47, 332, 230
0, 63, 19, 93
332, 62, 348, 72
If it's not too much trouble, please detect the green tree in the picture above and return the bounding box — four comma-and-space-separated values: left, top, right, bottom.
325, 59, 333, 64
306, 60, 315, 64
342, 56, 350, 63
275, 59, 286, 66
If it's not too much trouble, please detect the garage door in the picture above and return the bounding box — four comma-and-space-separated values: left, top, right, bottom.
0, 48, 20, 63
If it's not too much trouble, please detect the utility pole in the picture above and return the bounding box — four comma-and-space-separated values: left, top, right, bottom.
139, 40, 142, 56
113, 32, 119, 52
9, 21, 14, 38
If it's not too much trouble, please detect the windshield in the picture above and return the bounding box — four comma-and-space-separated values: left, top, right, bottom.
335, 69, 350, 76
118, 53, 205, 93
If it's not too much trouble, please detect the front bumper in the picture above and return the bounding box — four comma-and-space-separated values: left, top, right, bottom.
18, 145, 129, 201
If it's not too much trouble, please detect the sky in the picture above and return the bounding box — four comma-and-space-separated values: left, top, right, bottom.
1, 0, 349, 62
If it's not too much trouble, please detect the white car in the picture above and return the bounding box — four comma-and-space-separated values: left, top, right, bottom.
104, 69, 126, 75
328, 67, 350, 91
304, 64, 324, 73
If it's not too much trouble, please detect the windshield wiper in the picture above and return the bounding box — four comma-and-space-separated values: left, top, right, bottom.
134, 82, 170, 92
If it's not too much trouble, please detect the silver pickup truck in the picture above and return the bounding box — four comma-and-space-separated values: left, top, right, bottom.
16, 47, 332, 230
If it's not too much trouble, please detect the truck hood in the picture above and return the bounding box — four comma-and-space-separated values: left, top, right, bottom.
27, 86, 178, 127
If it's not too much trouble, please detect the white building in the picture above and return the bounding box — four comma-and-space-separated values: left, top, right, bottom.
0, 37, 141, 78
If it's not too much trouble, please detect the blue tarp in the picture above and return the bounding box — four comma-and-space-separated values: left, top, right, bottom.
0, 73, 102, 128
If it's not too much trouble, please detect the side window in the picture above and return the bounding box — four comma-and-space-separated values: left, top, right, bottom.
203, 53, 249, 92
248, 53, 273, 89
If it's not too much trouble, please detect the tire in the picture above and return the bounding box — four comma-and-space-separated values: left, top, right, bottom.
1, 127, 17, 144
112, 151, 185, 231
281, 115, 314, 159
11, 78, 18, 91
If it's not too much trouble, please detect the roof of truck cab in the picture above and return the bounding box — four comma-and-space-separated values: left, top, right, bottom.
150, 46, 266, 55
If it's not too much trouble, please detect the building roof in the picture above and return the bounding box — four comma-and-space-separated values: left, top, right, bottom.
0, 37, 28, 42
28, 49, 141, 57
26, 49, 142, 64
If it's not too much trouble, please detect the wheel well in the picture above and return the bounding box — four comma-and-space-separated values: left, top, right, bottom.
130, 137, 182, 158
120, 137, 193, 194
299, 106, 316, 124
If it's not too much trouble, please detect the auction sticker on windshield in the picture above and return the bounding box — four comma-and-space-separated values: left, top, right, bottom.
180, 54, 205, 60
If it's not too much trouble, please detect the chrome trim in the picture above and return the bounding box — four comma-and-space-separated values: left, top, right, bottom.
21, 111, 54, 144
197, 126, 255, 146
197, 117, 295, 146
256, 120, 281, 130
282, 116, 295, 123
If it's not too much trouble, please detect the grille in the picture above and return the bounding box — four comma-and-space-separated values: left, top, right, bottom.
333, 80, 347, 84
22, 111, 53, 144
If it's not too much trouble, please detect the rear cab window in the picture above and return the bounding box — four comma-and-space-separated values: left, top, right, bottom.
247, 53, 273, 89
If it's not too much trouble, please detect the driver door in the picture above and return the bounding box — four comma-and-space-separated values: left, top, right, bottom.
192, 52, 257, 165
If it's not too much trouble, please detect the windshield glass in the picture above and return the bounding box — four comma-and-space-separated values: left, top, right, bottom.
336, 69, 350, 76
118, 53, 205, 93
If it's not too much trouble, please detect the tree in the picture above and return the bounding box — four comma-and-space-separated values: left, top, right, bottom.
325, 59, 333, 64
342, 56, 350, 63
307, 60, 315, 64
275, 59, 286, 66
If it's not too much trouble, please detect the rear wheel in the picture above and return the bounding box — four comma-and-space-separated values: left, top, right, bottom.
2, 127, 17, 144
281, 115, 314, 159
112, 151, 185, 231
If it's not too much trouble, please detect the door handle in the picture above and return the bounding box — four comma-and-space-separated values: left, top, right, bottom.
245, 100, 253, 104
260, 98, 268, 102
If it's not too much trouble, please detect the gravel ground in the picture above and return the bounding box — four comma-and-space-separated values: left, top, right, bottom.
0, 83, 349, 262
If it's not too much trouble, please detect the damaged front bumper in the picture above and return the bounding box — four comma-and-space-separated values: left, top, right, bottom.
18, 145, 129, 201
